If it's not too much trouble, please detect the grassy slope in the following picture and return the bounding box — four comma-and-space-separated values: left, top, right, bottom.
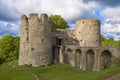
0, 60, 120, 80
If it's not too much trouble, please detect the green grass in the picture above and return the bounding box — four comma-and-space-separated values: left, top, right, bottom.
0, 60, 120, 80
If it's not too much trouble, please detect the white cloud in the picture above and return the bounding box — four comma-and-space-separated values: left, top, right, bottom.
103, 32, 120, 41
40, 0, 98, 21
0, 0, 98, 21
101, 7, 120, 33
101, 6, 120, 40
101, 7, 120, 23
0, 0, 120, 40
0, 1, 20, 21
102, 20, 120, 33
0, 0, 99, 37
0, 21, 20, 37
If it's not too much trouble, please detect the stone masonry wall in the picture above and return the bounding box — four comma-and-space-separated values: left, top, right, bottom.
19, 13, 52, 67
52, 29, 78, 45
75, 19, 101, 47
59, 46, 120, 71
19, 13, 120, 71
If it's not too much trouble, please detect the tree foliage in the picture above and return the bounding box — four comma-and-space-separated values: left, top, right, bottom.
0, 34, 19, 63
50, 15, 69, 29
101, 35, 120, 46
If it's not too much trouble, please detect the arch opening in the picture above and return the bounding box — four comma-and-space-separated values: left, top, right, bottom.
75, 49, 82, 67
63, 48, 72, 64
86, 50, 94, 70
101, 50, 112, 69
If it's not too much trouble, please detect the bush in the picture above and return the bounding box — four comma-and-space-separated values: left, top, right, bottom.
0, 34, 19, 63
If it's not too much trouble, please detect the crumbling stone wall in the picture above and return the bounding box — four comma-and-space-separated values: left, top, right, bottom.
109, 47, 120, 57
52, 29, 78, 63
19, 13, 52, 67
59, 46, 120, 71
52, 29, 78, 46
19, 13, 120, 71
52, 19, 101, 47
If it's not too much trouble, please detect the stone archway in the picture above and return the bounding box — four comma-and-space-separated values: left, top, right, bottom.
101, 50, 112, 69
86, 50, 95, 70
63, 48, 72, 64
75, 49, 82, 67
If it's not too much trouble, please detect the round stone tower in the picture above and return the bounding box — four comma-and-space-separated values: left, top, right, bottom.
19, 13, 52, 67
75, 19, 101, 47
19, 15, 29, 65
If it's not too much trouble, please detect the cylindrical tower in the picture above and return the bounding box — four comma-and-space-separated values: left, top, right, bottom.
75, 19, 101, 47
28, 13, 52, 67
19, 13, 52, 67
19, 15, 29, 65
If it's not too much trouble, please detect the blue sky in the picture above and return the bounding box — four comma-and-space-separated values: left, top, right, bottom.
0, 0, 120, 40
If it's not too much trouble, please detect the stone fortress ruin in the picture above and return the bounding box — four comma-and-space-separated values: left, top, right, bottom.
19, 13, 120, 71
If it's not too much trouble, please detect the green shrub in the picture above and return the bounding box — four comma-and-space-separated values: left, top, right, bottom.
0, 34, 19, 63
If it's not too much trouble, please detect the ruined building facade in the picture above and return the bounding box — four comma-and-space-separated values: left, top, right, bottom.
19, 13, 120, 71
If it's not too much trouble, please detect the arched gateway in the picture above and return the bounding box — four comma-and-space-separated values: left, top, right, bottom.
101, 50, 112, 69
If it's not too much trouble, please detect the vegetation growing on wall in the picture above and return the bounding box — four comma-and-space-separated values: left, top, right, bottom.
101, 35, 120, 46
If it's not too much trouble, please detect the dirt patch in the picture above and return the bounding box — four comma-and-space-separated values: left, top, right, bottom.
105, 74, 120, 80
32, 74, 39, 80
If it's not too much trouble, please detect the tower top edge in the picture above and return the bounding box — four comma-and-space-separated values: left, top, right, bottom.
21, 15, 28, 19
21, 13, 48, 18
76, 19, 100, 22
76, 19, 100, 24
29, 13, 38, 17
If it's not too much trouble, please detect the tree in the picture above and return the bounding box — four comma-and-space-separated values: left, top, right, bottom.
13, 36, 20, 59
50, 15, 69, 29
101, 35, 120, 46
0, 34, 20, 63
